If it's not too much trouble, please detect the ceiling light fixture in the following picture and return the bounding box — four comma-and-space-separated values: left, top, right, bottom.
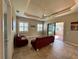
41, 8, 47, 19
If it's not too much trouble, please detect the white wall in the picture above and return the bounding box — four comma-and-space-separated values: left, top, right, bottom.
7, 2, 13, 59
16, 16, 44, 37
47, 12, 78, 45
0, 0, 3, 59
6, 0, 16, 59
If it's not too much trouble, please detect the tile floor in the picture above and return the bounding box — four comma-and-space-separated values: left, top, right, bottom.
13, 40, 78, 59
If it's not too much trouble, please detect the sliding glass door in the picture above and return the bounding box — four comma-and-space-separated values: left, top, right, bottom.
47, 22, 64, 40
47, 23, 55, 36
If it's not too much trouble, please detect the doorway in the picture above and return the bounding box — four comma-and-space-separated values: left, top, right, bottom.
55, 22, 64, 40
47, 22, 64, 41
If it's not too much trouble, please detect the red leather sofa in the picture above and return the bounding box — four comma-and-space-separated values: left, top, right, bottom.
31, 36, 54, 50
14, 34, 28, 47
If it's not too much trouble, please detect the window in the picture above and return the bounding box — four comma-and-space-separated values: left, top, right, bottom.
37, 24, 43, 32
19, 22, 28, 31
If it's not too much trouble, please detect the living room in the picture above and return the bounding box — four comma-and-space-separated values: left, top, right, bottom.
0, 0, 78, 59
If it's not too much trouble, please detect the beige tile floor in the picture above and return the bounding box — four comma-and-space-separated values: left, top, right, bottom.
13, 40, 78, 59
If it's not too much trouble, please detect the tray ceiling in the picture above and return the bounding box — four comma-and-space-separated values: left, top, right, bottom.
13, 0, 77, 20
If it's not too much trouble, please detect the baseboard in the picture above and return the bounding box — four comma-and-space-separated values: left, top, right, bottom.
64, 41, 78, 47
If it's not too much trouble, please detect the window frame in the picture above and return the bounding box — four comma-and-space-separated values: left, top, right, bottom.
19, 22, 28, 32
37, 23, 43, 32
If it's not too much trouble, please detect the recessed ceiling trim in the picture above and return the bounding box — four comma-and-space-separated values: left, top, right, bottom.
24, 13, 40, 18
46, 4, 75, 17
24, 4, 76, 19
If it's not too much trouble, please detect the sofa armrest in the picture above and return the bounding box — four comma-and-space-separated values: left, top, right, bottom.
31, 40, 37, 50
31, 40, 36, 44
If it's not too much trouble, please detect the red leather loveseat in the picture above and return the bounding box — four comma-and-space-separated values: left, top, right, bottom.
31, 36, 54, 50
14, 34, 28, 47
